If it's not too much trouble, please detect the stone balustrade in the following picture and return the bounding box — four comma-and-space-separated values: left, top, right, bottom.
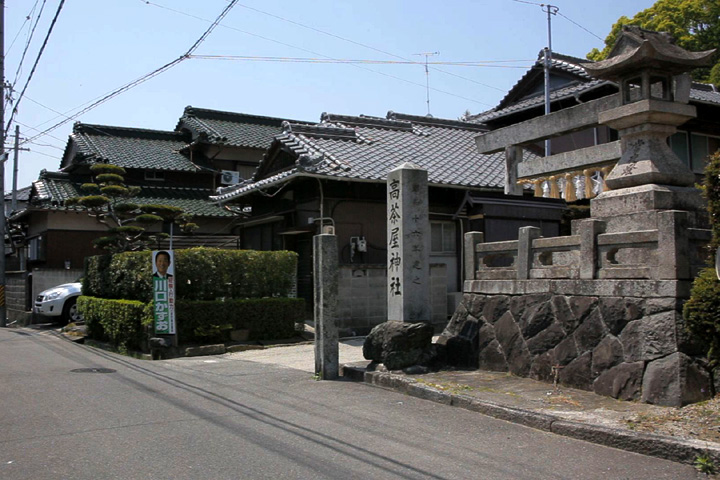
465, 214, 710, 286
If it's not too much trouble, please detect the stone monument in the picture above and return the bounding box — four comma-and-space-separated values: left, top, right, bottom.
314, 233, 339, 380
386, 162, 431, 323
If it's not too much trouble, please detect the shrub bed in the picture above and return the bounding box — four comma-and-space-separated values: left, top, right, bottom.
78, 296, 152, 353
79, 296, 305, 348
177, 297, 305, 344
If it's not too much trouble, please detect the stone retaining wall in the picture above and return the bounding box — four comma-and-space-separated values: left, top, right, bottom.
443, 291, 712, 407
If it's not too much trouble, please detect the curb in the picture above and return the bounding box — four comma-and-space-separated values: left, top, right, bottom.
341, 364, 720, 467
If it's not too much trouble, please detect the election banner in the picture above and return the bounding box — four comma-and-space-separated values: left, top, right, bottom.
152, 250, 176, 335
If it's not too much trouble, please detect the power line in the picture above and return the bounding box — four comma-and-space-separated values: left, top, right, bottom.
557, 12, 604, 42
232, 1, 507, 93
11, 0, 48, 91
188, 55, 531, 68
21, 0, 239, 147
142, 0, 504, 100
5, 0, 39, 55
5, 0, 63, 137
512, 1, 605, 42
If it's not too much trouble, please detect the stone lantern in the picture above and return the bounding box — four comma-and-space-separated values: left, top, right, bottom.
582, 26, 715, 191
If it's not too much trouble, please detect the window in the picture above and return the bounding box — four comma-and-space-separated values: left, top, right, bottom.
431, 222, 456, 254
144, 171, 165, 181
669, 132, 720, 173
28, 236, 46, 261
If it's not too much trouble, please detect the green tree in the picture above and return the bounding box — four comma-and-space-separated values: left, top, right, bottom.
587, 0, 720, 83
66, 164, 197, 253
684, 151, 720, 367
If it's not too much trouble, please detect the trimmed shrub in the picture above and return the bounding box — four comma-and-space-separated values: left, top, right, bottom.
177, 297, 304, 344
79, 296, 153, 353
83, 248, 298, 302
79, 295, 304, 348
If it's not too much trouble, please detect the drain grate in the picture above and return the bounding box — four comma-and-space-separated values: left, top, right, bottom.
70, 368, 116, 374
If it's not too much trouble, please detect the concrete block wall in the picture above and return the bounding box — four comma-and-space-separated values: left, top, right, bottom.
6, 272, 30, 325
337, 264, 448, 332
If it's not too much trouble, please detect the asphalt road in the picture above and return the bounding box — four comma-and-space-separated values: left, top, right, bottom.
0, 327, 703, 480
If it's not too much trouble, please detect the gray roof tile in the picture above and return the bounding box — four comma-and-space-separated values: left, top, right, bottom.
176, 106, 306, 149
211, 112, 535, 203
67, 123, 197, 172
469, 53, 720, 123
31, 171, 232, 217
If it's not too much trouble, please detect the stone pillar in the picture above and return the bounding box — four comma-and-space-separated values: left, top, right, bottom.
517, 226, 541, 280
313, 233, 339, 380
387, 163, 431, 323
579, 219, 604, 280
657, 210, 690, 280
464, 232, 484, 283
504, 146, 524, 196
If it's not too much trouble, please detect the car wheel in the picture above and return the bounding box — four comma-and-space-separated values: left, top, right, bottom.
61, 297, 82, 325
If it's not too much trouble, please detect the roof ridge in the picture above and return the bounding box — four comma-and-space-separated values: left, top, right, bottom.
387, 111, 489, 131
321, 113, 414, 131
284, 121, 358, 140
73, 122, 184, 141
180, 106, 306, 127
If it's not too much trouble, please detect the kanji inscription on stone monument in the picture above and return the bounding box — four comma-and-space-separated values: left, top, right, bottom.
386, 162, 430, 322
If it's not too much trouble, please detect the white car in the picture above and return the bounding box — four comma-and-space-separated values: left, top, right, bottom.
34, 282, 84, 325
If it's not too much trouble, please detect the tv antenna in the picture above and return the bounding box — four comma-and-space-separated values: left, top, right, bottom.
414, 51, 440, 115
541, 4, 558, 156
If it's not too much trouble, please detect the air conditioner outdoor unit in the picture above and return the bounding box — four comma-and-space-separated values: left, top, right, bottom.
220, 170, 241, 185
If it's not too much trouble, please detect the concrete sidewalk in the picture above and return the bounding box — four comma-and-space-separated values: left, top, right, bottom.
226, 336, 720, 470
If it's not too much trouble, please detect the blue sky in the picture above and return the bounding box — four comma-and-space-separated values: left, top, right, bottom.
3, 0, 655, 191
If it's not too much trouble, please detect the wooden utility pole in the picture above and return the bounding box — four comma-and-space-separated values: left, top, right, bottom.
0, 0, 7, 327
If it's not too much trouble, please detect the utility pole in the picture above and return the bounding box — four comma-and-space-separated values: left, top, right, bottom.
542, 4, 559, 157
414, 51, 439, 116
12, 125, 19, 212
0, 0, 6, 327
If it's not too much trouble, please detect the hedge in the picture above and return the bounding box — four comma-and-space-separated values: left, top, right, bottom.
83, 247, 298, 302
177, 297, 305, 344
78, 296, 152, 353
79, 296, 304, 348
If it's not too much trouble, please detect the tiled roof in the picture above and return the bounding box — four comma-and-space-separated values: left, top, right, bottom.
31, 171, 232, 217
211, 112, 536, 203
471, 79, 611, 123
690, 83, 720, 105
65, 123, 198, 172
5, 186, 32, 202
490, 52, 593, 113
470, 52, 720, 123
176, 106, 306, 149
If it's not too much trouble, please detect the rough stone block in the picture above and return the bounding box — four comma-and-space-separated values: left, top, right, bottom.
573, 309, 608, 354
526, 322, 566, 355
494, 311, 531, 376
482, 295, 510, 323
568, 296, 598, 329
512, 294, 554, 339
529, 352, 553, 382
185, 344, 226, 357
363, 321, 435, 370
552, 335, 578, 366
641, 352, 712, 407
593, 361, 644, 401
598, 297, 642, 335
591, 335, 624, 374
559, 352, 593, 390
441, 315, 480, 368
478, 339, 508, 372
